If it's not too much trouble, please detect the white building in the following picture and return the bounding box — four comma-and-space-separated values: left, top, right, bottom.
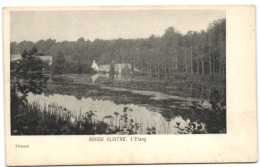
99, 63, 140, 74
114, 63, 132, 75
10, 54, 22, 62
10, 53, 52, 65
99, 65, 110, 73
91, 60, 99, 72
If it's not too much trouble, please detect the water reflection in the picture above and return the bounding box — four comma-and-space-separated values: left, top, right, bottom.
27, 93, 206, 134
91, 73, 123, 83
91, 73, 109, 83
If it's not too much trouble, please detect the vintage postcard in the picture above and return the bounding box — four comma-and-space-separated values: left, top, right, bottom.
3, 5, 257, 166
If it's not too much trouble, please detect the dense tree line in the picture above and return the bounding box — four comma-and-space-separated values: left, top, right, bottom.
11, 18, 225, 76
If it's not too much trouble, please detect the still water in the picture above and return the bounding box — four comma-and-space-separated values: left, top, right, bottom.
27, 82, 207, 134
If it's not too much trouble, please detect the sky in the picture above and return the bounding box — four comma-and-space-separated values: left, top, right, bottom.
10, 10, 225, 42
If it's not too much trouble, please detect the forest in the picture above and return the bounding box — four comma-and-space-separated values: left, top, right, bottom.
10, 18, 225, 76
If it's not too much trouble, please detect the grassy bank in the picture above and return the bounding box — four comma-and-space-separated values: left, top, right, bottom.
11, 101, 147, 135
11, 101, 106, 135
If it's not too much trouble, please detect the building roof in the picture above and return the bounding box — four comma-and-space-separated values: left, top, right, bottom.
10, 54, 53, 65
10, 54, 22, 61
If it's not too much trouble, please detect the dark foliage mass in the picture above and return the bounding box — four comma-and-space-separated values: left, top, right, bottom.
11, 47, 49, 134
11, 19, 225, 76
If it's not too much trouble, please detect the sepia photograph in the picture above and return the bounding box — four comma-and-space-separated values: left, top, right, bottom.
9, 9, 227, 135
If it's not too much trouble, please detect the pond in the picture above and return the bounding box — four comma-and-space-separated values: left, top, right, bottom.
26, 76, 211, 134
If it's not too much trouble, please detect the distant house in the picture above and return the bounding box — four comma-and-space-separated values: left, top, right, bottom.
98, 63, 132, 74
10, 53, 52, 65
99, 65, 110, 73
91, 61, 139, 75
114, 63, 132, 75
91, 60, 99, 71
10, 54, 22, 62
